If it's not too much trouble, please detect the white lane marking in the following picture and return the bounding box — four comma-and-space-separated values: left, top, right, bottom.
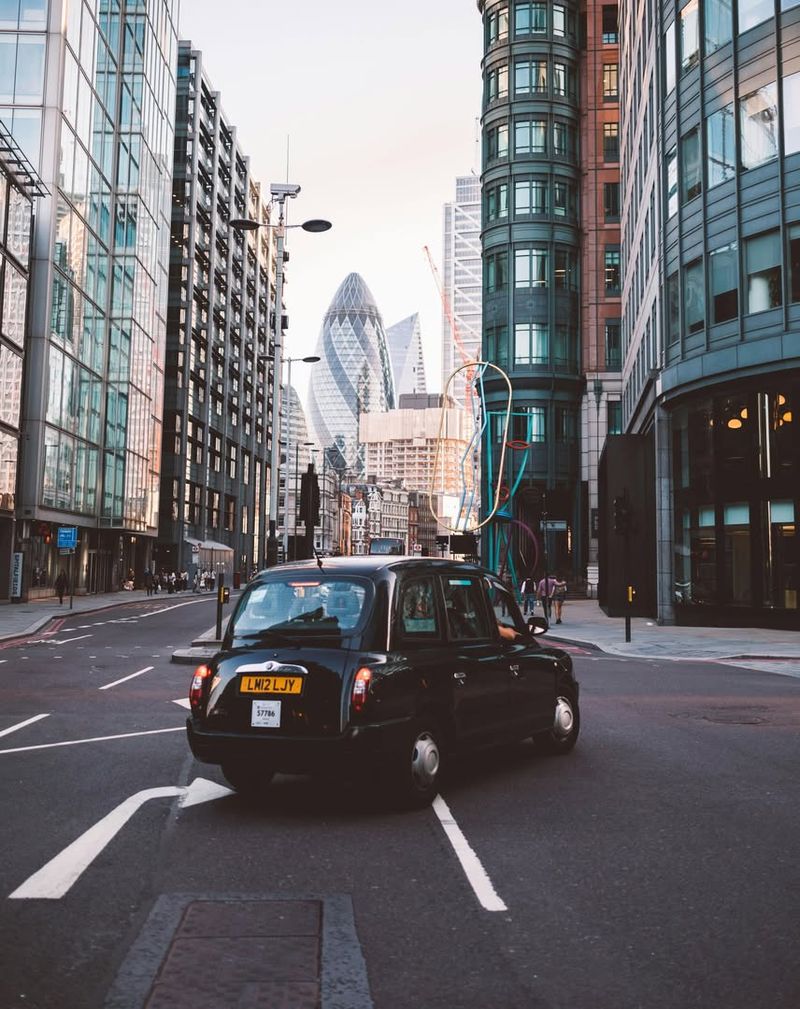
0, 714, 50, 739
76, 625, 92, 629
172, 697, 191, 709
98, 665, 154, 691
52, 635, 93, 645
10, 777, 233, 899
0, 726, 183, 755
140, 599, 213, 619
0, 659, 7, 664
432, 795, 508, 913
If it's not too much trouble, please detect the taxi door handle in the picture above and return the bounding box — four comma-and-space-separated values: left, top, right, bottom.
453, 671, 467, 686
509, 664, 522, 678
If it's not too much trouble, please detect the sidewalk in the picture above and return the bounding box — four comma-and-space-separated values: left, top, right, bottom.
545, 598, 800, 665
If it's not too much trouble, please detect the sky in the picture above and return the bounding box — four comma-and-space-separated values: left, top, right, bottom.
178, 0, 483, 412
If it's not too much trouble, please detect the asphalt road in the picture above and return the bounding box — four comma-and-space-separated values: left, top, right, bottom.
1, 600, 799, 1009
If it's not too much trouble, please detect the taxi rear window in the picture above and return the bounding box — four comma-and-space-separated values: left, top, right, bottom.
232, 577, 370, 634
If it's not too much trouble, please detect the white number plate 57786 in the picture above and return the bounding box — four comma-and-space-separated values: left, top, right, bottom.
251, 699, 281, 728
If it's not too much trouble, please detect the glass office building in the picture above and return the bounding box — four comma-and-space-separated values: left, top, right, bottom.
308, 273, 396, 479
6, 0, 178, 595
477, 0, 585, 582
621, 1, 800, 626
0, 124, 45, 600
157, 42, 275, 582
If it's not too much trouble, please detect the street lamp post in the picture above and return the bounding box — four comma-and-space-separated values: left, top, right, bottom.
230, 189, 330, 568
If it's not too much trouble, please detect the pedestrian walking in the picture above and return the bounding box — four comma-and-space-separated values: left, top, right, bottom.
144, 567, 153, 597
520, 576, 537, 615
536, 573, 557, 622
55, 568, 68, 605
552, 573, 567, 624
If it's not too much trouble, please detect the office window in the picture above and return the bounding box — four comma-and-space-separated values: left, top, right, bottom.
515, 178, 547, 215
602, 5, 618, 44
487, 123, 509, 161
604, 247, 621, 293
487, 64, 509, 102
554, 248, 577, 289
739, 0, 774, 32
709, 242, 739, 323
740, 83, 778, 169
487, 6, 509, 44
667, 271, 680, 343
486, 250, 509, 292
603, 121, 619, 161
789, 224, 800, 303
515, 2, 547, 35
553, 121, 571, 157
706, 104, 736, 187
553, 180, 574, 218
684, 259, 705, 334
680, 0, 699, 72
783, 71, 800, 155
666, 147, 678, 217
515, 119, 547, 154
704, 0, 732, 53
607, 401, 622, 435
682, 126, 702, 202
604, 181, 620, 220
515, 247, 548, 288
553, 4, 569, 38
514, 323, 549, 365
515, 59, 547, 95
486, 182, 508, 221
603, 64, 618, 100
664, 22, 676, 94
746, 231, 782, 313
604, 319, 621, 370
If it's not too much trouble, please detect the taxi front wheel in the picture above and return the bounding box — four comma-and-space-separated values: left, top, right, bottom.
221, 760, 275, 795
531, 690, 580, 755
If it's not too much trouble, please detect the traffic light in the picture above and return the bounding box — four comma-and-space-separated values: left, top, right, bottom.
299, 467, 320, 528
613, 495, 630, 534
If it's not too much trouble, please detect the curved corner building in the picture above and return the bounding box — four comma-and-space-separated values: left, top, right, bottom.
477, 0, 584, 581
308, 273, 396, 477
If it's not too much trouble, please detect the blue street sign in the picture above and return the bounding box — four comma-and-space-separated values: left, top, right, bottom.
57, 526, 78, 550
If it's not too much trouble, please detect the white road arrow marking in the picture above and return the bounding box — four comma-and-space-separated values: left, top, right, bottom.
9, 777, 233, 900
172, 697, 191, 709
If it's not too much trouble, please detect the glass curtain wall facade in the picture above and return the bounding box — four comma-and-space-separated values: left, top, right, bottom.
442, 175, 482, 407
620, 0, 800, 627
9, 0, 178, 596
477, 0, 583, 584
158, 43, 274, 582
308, 273, 396, 480
0, 125, 44, 600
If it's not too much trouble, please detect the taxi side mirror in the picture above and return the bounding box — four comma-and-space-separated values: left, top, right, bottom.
527, 615, 548, 636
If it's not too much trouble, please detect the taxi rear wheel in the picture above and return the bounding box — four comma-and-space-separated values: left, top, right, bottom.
221, 759, 275, 795
391, 717, 443, 809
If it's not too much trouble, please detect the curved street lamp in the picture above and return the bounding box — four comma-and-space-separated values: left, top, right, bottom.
230, 193, 331, 567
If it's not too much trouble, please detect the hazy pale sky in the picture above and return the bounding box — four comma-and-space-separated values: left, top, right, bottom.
179, 0, 483, 409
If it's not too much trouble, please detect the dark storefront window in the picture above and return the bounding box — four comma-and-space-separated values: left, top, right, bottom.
672, 385, 800, 616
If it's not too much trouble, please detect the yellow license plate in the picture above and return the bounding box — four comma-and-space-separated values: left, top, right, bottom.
239, 674, 303, 695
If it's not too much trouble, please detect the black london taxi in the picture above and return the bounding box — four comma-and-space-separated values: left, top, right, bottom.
186, 556, 580, 807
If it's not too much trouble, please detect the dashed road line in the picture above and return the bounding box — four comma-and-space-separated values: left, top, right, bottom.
0, 714, 49, 739
99, 666, 154, 691
432, 795, 507, 912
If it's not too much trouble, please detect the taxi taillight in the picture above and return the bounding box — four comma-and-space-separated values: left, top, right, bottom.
189, 664, 213, 713
351, 667, 373, 714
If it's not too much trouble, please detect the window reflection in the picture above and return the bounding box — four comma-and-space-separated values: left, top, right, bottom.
739, 83, 778, 169
763, 501, 797, 610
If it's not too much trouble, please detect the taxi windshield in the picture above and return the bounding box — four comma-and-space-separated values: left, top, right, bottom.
231, 577, 370, 636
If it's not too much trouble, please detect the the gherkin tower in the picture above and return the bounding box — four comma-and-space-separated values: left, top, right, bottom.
308, 273, 396, 477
